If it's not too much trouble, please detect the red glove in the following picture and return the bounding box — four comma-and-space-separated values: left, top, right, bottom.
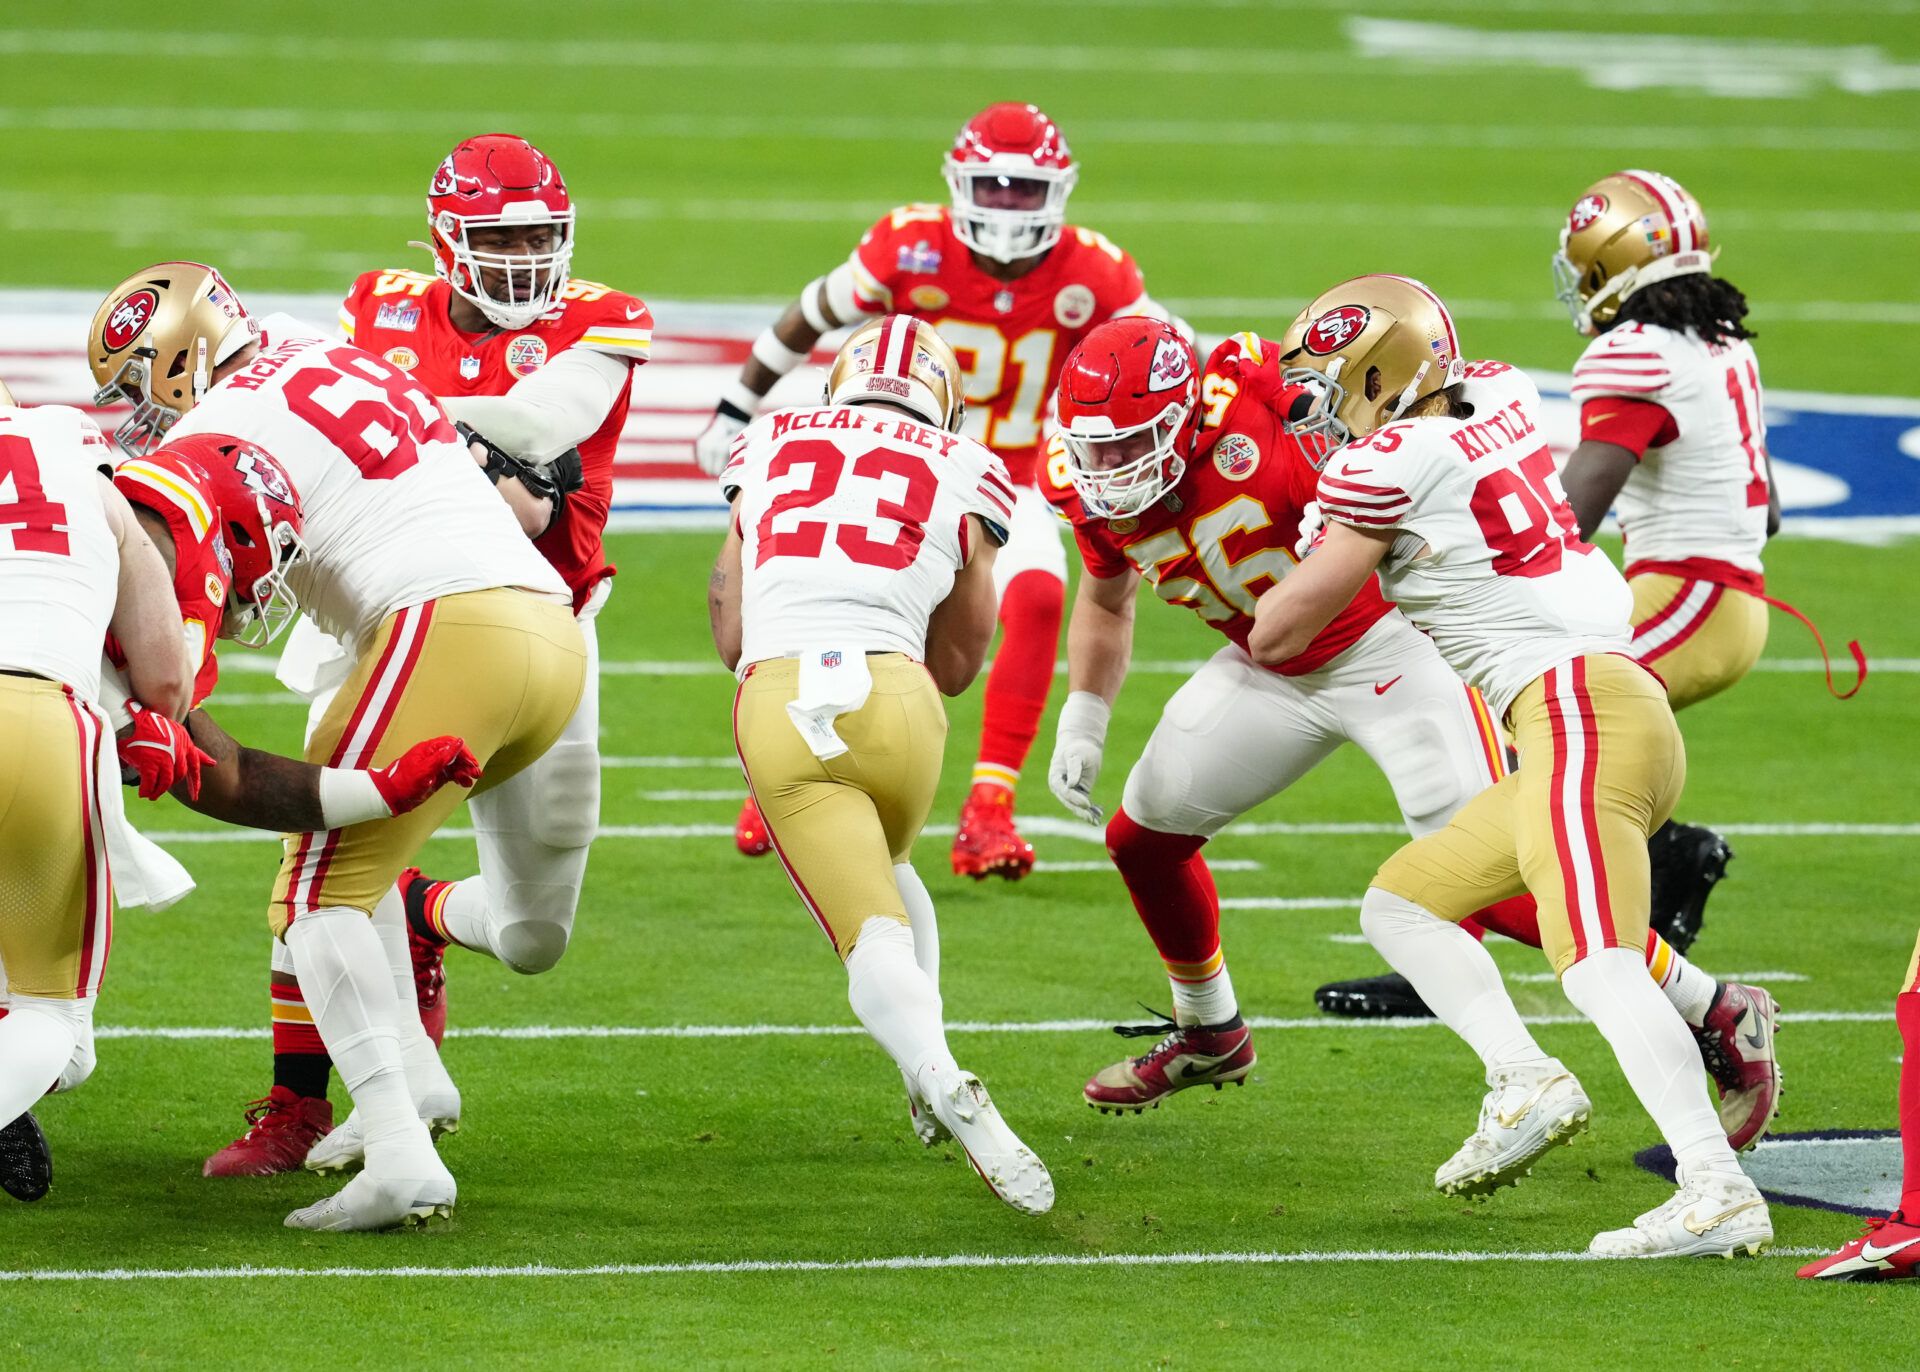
118, 705, 216, 801
370, 736, 482, 816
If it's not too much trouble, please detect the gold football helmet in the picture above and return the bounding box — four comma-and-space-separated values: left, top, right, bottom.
88, 261, 259, 457
825, 315, 966, 433
1277, 274, 1465, 466
1552, 170, 1713, 335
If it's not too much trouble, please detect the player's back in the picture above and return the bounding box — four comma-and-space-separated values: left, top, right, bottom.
168, 318, 568, 651
725, 404, 1013, 665
0, 406, 119, 700
1317, 362, 1632, 714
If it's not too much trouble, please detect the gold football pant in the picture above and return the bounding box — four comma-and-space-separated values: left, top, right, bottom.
1373, 653, 1685, 975
269, 589, 586, 936
1630, 572, 1769, 711
733, 654, 946, 959
0, 676, 111, 999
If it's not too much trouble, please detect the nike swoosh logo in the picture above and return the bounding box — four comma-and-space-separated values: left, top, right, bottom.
1682, 1197, 1764, 1235
1373, 676, 1403, 696
1493, 1073, 1567, 1130
625, 306, 646, 320
1588, 410, 1620, 425
1740, 1008, 1768, 1052
1859, 1236, 1920, 1263
1337, 463, 1371, 477
1174, 1058, 1230, 1083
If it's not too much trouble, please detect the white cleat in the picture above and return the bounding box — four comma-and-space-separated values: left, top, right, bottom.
305, 1092, 460, 1176
923, 1066, 1053, 1217
284, 1161, 457, 1232
1435, 1060, 1591, 1198
901, 1067, 950, 1148
1589, 1167, 1773, 1258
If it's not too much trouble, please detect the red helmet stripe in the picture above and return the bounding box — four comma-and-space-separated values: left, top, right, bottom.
1620, 169, 1692, 253
871, 316, 897, 382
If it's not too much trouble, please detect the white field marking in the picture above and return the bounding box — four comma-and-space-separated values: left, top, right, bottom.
1509, 969, 1810, 984
1327, 933, 1373, 944
88, 1009, 1893, 1043
1348, 17, 1920, 97
635, 790, 745, 802
1219, 897, 1363, 911
753, 0, 1912, 12
1167, 296, 1920, 326
1036, 859, 1260, 873
603, 756, 741, 770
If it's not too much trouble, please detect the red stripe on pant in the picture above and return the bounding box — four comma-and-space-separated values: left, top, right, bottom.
1543, 665, 1588, 962
1634, 582, 1723, 665
1570, 658, 1615, 946
64, 689, 110, 997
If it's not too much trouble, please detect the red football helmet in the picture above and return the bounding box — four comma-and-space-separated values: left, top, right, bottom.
942, 103, 1077, 264
1056, 318, 1200, 519
424, 133, 574, 330
147, 432, 308, 648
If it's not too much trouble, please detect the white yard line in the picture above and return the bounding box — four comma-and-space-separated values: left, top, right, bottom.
1509, 970, 1810, 984
1219, 898, 1363, 911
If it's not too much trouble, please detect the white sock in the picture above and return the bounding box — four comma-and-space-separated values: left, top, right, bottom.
371, 888, 456, 1107
285, 906, 436, 1174
893, 863, 939, 991
436, 876, 496, 960
1654, 946, 1719, 1027
1360, 888, 1552, 1074
1561, 946, 1742, 1180
844, 917, 959, 1091
1169, 962, 1238, 1028
0, 1001, 77, 1127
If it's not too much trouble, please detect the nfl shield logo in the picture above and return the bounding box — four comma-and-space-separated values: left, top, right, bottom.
459, 355, 481, 380
821, 651, 843, 668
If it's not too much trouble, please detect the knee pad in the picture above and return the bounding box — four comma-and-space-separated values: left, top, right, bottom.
493, 884, 581, 974
529, 738, 601, 850
12, 996, 94, 1094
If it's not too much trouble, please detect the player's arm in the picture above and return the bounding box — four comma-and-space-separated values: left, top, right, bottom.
1562, 440, 1638, 542
710, 507, 745, 672
924, 516, 999, 696
1764, 450, 1782, 538
1248, 522, 1391, 666
1564, 395, 1678, 540
100, 475, 193, 720
456, 425, 584, 539
439, 349, 626, 464
1046, 564, 1139, 824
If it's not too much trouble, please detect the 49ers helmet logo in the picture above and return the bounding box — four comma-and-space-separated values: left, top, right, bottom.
102, 288, 159, 352
1569, 193, 1609, 234
1303, 304, 1370, 355
233, 446, 294, 506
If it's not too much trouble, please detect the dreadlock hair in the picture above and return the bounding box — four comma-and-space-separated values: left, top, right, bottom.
1613, 274, 1755, 345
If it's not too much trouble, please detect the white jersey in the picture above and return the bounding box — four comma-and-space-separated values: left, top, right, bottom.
1316, 362, 1632, 718
167, 317, 567, 653
1571, 321, 1770, 578
0, 405, 119, 700
723, 404, 1014, 666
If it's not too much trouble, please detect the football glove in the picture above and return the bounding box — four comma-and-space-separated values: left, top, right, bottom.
693, 400, 751, 478
458, 424, 584, 519
1294, 499, 1327, 559
1048, 691, 1112, 825
370, 736, 483, 816
118, 704, 216, 802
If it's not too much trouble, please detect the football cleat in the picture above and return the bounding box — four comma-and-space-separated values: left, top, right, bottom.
902, 1067, 950, 1147
203, 1087, 333, 1178
949, 784, 1036, 881
735, 795, 771, 857
1436, 1060, 1590, 1197
1796, 1212, 1920, 1282
1691, 981, 1781, 1151
399, 868, 448, 1047
922, 1065, 1053, 1215
0, 1110, 53, 1202
1084, 1011, 1255, 1114
284, 1159, 456, 1232
1314, 971, 1434, 1019
1588, 1167, 1772, 1258
1647, 821, 1732, 955
305, 1091, 461, 1176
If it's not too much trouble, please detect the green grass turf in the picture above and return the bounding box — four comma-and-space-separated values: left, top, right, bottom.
2, 530, 1914, 1366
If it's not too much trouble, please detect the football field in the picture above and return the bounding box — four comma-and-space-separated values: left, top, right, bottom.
5, 0, 1920, 1365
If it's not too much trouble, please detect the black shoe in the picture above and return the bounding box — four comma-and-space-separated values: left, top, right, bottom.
1314, 972, 1434, 1019
1647, 820, 1733, 955
0, 1111, 52, 1202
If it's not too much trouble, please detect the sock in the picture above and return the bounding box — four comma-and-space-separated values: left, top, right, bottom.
893, 862, 939, 991
844, 917, 959, 1090
1107, 807, 1236, 1026
373, 887, 456, 1106
975, 570, 1064, 788
0, 1001, 77, 1127
1646, 930, 1719, 1027
1360, 888, 1551, 1073
1561, 946, 1741, 1181
271, 971, 333, 1100
402, 871, 462, 950
1898, 990, 1919, 1217
1470, 894, 1542, 945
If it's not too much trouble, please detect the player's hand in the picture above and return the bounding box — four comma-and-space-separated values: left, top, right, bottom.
371, 736, 483, 815
117, 704, 216, 802
1295, 499, 1327, 559
1048, 691, 1112, 825
693, 403, 751, 477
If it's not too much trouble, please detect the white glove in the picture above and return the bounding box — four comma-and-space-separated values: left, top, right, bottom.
1048, 691, 1112, 825
1294, 499, 1327, 559
693, 403, 751, 477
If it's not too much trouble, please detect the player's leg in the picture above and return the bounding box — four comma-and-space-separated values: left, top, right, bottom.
951, 486, 1067, 881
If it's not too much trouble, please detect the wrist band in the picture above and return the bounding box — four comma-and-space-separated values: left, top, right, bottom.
751, 328, 807, 376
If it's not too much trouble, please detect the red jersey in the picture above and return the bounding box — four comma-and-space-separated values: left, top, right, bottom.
1043, 333, 1394, 676
339, 268, 652, 610
111, 450, 234, 707
846, 204, 1153, 486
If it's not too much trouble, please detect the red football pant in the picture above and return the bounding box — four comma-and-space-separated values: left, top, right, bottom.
1107, 808, 1219, 965
1899, 991, 1920, 1216
976, 570, 1062, 780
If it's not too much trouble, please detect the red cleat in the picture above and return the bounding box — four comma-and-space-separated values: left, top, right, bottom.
1797, 1212, 1920, 1282
202, 1086, 333, 1177
1692, 981, 1781, 1151
950, 784, 1035, 881
735, 795, 771, 857
1084, 1013, 1256, 1113
398, 867, 448, 1047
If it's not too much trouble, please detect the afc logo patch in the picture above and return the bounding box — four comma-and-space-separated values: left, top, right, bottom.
1054, 284, 1096, 328
1304, 305, 1370, 355
375, 301, 421, 332
907, 285, 950, 311
1213, 432, 1260, 481
1569, 193, 1609, 234
506, 335, 548, 377
102, 288, 159, 352
384, 347, 419, 371
1148, 336, 1192, 393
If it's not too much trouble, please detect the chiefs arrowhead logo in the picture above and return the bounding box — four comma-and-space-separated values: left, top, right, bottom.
1303, 304, 1369, 356
1147, 336, 1192, 393
102, 288, 159, 353
1569, 193, 1609, 234
233, 446, 295, 507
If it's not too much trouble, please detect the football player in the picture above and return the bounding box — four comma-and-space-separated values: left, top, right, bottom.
711, 316, 1052, 1214
0, 383, 194, 1203
1248, 274, 1771, 1257
204, 133, 651, 1178
90, 261, 588, 1230
1798, 932, 1920, 1281
694, 102, 1180, 881
1044, 317, 1773, 1159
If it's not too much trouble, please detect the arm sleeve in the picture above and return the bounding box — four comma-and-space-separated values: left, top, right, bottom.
438, 347, 630, 463
1579, 395, 1677, 458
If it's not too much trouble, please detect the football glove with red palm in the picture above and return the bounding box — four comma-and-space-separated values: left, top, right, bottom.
118, 704, 216, 801
370, 736, 484, 815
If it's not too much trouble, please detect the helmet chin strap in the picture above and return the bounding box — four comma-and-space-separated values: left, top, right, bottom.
1387, 360, 1432, 423
191, 337, 209, 406
1585, 246, 1718, 331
